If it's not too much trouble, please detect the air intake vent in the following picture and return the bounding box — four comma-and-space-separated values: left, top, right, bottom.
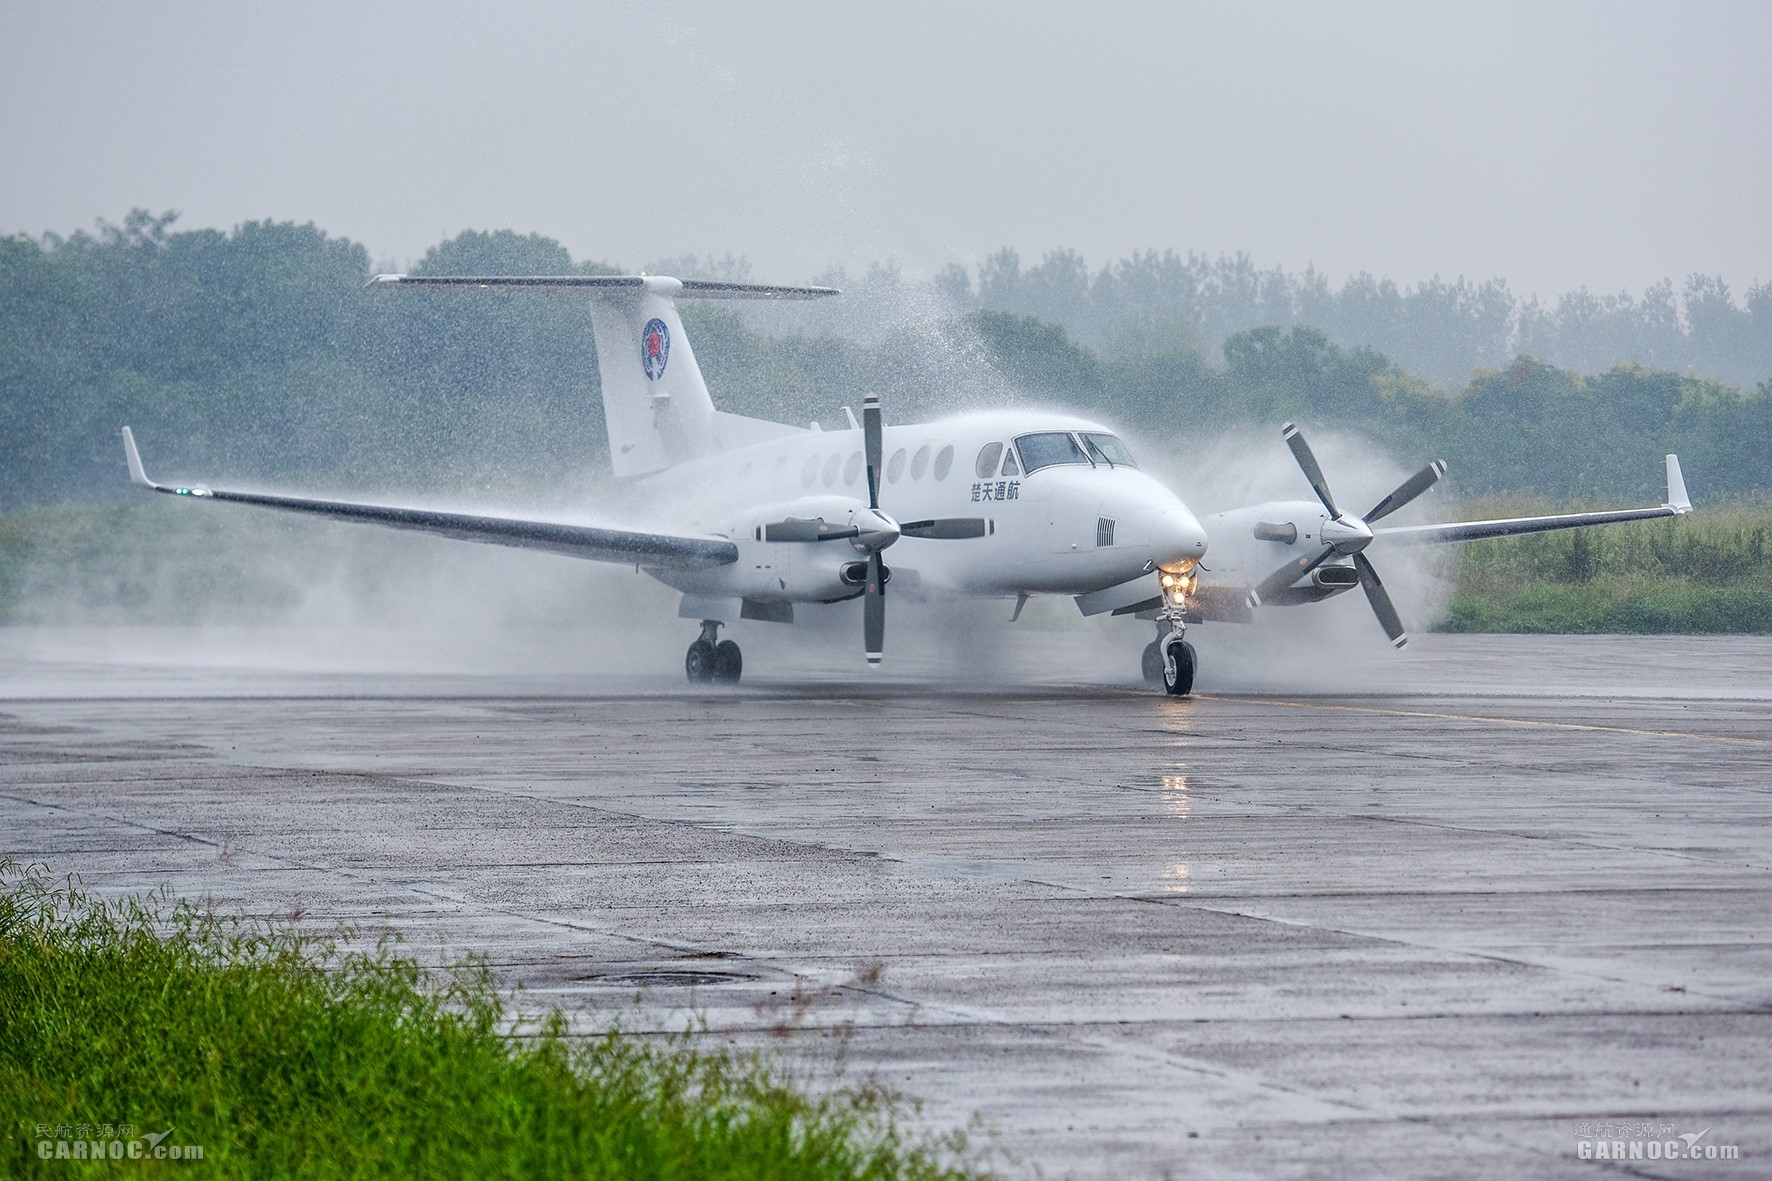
1096, 517, 1116, 547
1313, 565, 1359, 588
1254, 520, 1298, 544
839, 562, 889, 587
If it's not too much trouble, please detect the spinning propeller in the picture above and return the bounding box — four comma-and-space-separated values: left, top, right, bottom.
1247, 423, 1446, 647
760, 393, 985, 664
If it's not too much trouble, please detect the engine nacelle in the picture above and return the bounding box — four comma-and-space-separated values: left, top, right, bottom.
1196, 500, 1328, 595
740, 496, 878, 548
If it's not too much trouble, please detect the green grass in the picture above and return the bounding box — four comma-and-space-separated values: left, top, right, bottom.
1436, 498, 1772, 634
0, 503, 306, 626
0, 862, 982, 1180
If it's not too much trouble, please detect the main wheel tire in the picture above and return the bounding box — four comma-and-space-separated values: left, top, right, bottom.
713, 639, 743, 683
685, 639, 717, 683
1141, 640, 1163, 684
1162, 639, 1196, 697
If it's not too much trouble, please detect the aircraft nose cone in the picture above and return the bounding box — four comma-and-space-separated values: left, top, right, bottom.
1151, 508, 1208, 572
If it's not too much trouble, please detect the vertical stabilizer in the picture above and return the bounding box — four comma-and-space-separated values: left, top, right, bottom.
586, 277, 716, 478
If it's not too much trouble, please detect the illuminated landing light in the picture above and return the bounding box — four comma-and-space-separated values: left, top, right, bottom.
1160, 567, 1198, 606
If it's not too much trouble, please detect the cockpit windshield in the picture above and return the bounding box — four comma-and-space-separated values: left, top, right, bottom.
1014, 431, 1089, 473
1081, 433, 1138, 468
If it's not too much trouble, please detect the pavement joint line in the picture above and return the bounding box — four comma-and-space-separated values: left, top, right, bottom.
1119, 773, 1772, 871
373, 777, 1772, 1015
5, 772, 1385, 1122
1340, 810, 1772, 874
1202, 695, 1772, 745
4, 804, 1382, 1125
0, 788, 758, 964
1170, 898, 1772, 1012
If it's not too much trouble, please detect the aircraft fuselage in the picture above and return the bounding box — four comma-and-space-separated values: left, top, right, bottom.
637, 408, 1206, 608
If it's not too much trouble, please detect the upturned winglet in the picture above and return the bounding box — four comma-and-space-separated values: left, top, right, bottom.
1665, 454, 1692, 513
120, 426, 157, 490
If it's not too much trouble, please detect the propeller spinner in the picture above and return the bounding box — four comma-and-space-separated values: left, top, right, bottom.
1247, 423, 1446, 647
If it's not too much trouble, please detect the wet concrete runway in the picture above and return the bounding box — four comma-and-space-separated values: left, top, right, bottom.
4, 630, 1770, 1178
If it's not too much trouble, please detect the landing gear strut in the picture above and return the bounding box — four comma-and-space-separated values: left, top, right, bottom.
685, 620, 742, 684
1146, 614, 1195, 697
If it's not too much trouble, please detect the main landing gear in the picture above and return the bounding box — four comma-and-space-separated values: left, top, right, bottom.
685, 619, 742, 684
1141, 618, 1195, 697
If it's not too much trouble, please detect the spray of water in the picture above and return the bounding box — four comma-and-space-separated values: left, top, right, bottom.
1139, 422, 1462, 694
8, 262, 1463, 697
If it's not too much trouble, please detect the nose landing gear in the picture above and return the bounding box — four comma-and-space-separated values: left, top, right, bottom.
1143, 615, 1195, 697
685, 620, 742, 684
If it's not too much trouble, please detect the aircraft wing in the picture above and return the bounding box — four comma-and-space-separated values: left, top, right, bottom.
1376, 455, 1692, 545
120, 428, 737, 570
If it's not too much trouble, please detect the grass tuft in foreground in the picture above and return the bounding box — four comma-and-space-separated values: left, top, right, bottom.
0, 861, 982, 1179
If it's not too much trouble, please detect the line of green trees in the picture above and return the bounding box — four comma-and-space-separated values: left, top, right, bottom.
3, 211, 1769, 511
939, 247, 1772, 390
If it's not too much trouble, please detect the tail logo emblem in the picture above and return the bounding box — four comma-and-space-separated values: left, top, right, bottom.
641, 318, 670, 380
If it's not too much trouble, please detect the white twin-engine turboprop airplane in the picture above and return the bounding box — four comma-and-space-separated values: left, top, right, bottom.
120, 273, 1694, 694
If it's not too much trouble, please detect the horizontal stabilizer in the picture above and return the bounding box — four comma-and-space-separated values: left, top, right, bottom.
368, 274, 839, 301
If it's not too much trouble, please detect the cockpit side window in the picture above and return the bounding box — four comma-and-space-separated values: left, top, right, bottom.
975, 442, 1004, 479
1000, 446, 1020, 477
1081, 432, 1137, 468
1014, 431, 1089, 473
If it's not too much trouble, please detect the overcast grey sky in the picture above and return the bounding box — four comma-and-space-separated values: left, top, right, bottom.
3, 1, 1767, 300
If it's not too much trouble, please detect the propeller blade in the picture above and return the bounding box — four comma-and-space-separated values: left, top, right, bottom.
863, 392, 883, 511
1248, 544, 1334, 608
1282, 423, 1339, 518
899, 517, 988, 540
1364, 459, 1447, 523
863, 550, 885, 664
763, 519, 860, 542
1352, 552, 1408, 647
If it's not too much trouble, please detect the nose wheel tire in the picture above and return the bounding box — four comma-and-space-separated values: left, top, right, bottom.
1141, 641, 1163, 684
1162, 639, 1196, 697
